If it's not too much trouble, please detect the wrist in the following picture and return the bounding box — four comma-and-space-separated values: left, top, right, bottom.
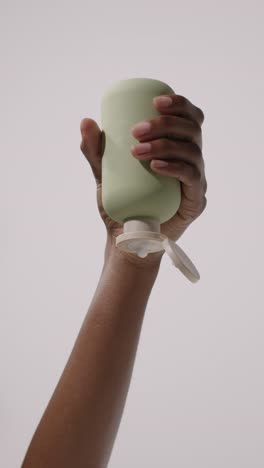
104, 233, 164, 272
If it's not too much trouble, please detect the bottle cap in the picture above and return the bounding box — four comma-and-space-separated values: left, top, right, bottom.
116, 219, 200, 283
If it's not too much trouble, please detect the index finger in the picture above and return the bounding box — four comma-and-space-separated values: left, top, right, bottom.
153, 94, 205, 126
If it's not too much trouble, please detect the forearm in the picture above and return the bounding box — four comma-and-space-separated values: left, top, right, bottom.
22, 239, 161, 468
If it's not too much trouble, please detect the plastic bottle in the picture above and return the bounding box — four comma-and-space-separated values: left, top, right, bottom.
101, 77, 200, 283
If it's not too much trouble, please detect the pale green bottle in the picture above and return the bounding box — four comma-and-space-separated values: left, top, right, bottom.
101, 78, 200, 283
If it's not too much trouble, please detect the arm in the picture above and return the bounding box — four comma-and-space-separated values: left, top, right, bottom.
22, 92, 206, 467
22, 238, 162, 468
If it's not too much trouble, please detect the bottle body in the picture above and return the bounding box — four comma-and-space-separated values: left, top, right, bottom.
101, 78, 181, 225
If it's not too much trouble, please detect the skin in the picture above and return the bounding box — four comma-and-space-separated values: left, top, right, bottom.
22, 94, 207, 467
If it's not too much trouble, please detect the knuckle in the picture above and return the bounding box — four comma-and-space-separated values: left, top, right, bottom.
203, 178, 208, 194
193, 166, 203, 182
175, 160, 187, 174
185, 164, 194, 182
191, 166, 200, 183
155, 138, 171, 152
180, 162, 195, 182
157, 114, 173, 128
174, 94, 187, 105
200, 196, 207, 214
190, 120, 202, 138
197, 106, 205, 124
190, 142, 203, 158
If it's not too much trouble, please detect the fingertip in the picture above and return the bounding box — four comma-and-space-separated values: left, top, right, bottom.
80, 118, 98, 136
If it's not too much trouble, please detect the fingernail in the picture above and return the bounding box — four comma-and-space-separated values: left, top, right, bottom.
153, 96, 173, 107
131, 121, 151, 136
151, 159, 169, 168
133, 142, 151, 154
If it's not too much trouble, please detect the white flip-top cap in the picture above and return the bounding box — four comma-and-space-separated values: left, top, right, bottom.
116, 219, 200, 283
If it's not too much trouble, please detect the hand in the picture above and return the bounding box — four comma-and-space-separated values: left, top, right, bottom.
80, 94, 207, 266
130, 94, 207, 242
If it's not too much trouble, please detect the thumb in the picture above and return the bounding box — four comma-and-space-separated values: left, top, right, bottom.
80, 118, 104, 184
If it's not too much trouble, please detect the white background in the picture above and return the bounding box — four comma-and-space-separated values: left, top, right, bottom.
2, 0, 264, 466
